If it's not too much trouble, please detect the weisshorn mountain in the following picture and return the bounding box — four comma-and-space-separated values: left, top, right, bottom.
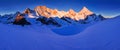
0, 6, 105, 27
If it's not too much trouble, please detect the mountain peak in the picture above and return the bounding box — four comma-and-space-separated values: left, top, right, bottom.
26, 8, 31, 10
66, 9, 76, 19
35, 6, 47, 11
76, 6, 94, 19
68, 9, 76, 14
83, 6, 89, 10
79, 6, 93, 14
24, 8, 32, 14
69, 9, 75, 12
34, 6, 51, 18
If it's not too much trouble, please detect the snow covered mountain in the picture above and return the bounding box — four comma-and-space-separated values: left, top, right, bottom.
34, 6, 94, 20
24, 8, 37, 18
0, 6, 105, 27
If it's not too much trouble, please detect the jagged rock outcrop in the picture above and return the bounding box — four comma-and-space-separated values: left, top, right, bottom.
36, 17, 61, 27
23, 8, 37, 18
13, 13, 31, 26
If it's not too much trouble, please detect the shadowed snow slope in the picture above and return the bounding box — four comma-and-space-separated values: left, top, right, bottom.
0, 16, 120, 50
52, 24, 90, 35
77, 16, 120, 49
0, 24, 85, 50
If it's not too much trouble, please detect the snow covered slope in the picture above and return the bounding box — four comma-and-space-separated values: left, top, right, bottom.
76, 15, 120, 49
0, 15, 120, 50
0, 23, 86, 50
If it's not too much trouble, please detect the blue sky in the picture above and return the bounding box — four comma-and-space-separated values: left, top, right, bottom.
0, 0, 120, 18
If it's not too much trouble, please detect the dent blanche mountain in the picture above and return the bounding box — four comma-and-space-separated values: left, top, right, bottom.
0, 6, 105, 27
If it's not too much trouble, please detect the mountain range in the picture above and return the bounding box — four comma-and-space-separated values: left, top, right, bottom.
0, 5, 120, 50
0, 6, 105, 27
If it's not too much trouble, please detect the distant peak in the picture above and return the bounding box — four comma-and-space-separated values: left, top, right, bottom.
69, 9, 74, 11
79, 6, 93, 14
83, 6, 88, 10
25, 8, 31, 10
78, 6, 94, 15
68, 9, 75, 12
24, 8, 33, 14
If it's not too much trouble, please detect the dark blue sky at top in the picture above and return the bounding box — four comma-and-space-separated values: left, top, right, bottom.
0, 0, 120, 18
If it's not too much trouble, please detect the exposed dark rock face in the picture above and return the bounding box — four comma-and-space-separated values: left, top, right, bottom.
13, 14, 31, 26
36, 17, 61, 27
24, 8, 35, 14
36, 17, 48, 24
47, 17, 61, 27
61, 17, 72, 23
